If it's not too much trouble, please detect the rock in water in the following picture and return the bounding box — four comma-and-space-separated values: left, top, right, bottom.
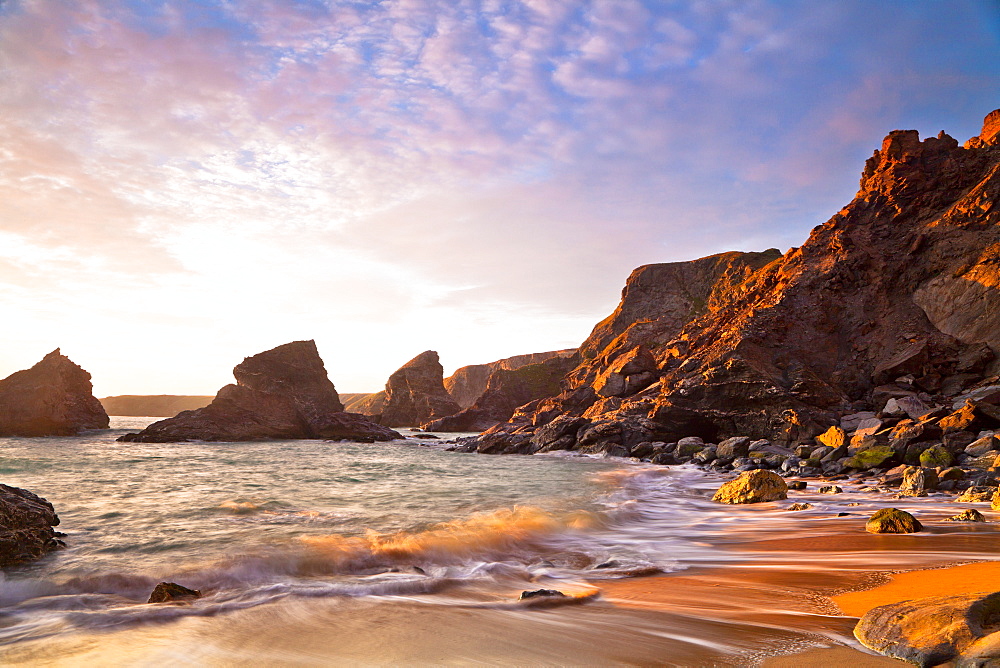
0, 484, 63, 567
148, 582, 201, 603
947, 509, 986, 522
118, 341, 400, 443
0, 349, 109, 436
712, 470, 788, 504
855, 591, 1000, 665
379, 351, 461, 428
866, 508, 922, 534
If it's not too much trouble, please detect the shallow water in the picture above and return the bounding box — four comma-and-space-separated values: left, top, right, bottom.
3, 420, 1000, 665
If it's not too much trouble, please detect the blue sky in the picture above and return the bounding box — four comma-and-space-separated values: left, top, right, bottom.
0, 0, 998, 395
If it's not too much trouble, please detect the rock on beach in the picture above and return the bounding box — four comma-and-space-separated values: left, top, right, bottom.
866, 508, 922, 534
712, 470, 787, 504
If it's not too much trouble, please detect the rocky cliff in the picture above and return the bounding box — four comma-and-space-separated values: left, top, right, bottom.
0, 484, 63, 567
424, 353, 579, 431
444, 350, 577, 408
100, 395, 214, 417
119, 340, 400, 442
0, 349, 109, 436
468, 110, 1000, 455
379, 351, 461, 428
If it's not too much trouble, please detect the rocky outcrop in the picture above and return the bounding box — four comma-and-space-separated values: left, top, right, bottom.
444, 350, 577, 409
100, 395, 214, 417
423, 354, 579, 432
0, 484, 62, 567
855, 591, 1000, 665
465, 109, 1000, 456
119, 341, 400, 442
0, 349, 109, 436
379, 351, 461, 428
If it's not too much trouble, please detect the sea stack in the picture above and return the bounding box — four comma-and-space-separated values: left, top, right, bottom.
0, 349, 109, 436
379, 350, 462, 428
118, 340, 401, 442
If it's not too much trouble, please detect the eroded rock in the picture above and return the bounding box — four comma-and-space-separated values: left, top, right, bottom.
0, 349, 108, 436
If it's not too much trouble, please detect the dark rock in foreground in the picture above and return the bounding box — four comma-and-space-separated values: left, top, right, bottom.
855, 590, 1000, 665
119, 341, 400, 443
148, 581, 202, 603
0, 349, 109, 436
0, 484, 63, 567
378, 351, 461, 428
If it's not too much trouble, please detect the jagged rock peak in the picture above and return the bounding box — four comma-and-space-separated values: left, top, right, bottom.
965, 108, 1000, 149
380, 350, 462, 428
0, 349, 109, 436
233, 340, 344, 413
118, 341, 399, 443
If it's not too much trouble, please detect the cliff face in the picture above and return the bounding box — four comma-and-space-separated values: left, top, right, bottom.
471, 110, 1000, 454
379, 351, 461, 428
119, 340, 400, 442
444, 350, 577, 408
100, 395, 214, 417
0, 349, 109, 436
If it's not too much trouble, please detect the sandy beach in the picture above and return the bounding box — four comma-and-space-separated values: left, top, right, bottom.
5, 498, 1000, 667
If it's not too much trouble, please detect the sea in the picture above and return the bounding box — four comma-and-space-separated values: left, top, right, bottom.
2, 418, 1000, 665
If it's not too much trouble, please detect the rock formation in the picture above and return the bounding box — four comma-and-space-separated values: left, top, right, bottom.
0, 484, 63, 567
711, 470, 787, 504
424, 354, 580, 431
855, 591, 1000, 665
118, 341, 400, 442
378, 351, 462, 428
0, 349, 109, 436
444, 350, 577, 409
100, 395, 214, 417
465, 109, 1000, 456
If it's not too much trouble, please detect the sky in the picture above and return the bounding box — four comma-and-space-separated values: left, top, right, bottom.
0, 0, 998, 396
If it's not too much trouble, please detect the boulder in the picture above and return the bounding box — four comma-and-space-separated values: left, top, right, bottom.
0, 484, 62, 567
380, 351, 461, 428
865, 508, 922, 534
958, 486, 997, 503
900, 466, 938, 497
119, 341, 400, 443
817, 426, 847, 450
919, 444, 952, 468
818, 485, 842, 494
845, 446, 896, 470
854, 590, 1000, 665
787, 502, 812, 511
148, 582, 201, 603
716, 436, 752, 459
966, 435, 1000, 458
0, 349, 108, 436
947, 509, 986, 522
712, 470, 788, 504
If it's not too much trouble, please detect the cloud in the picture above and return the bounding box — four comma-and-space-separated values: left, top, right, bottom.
0, 0, 997, 393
